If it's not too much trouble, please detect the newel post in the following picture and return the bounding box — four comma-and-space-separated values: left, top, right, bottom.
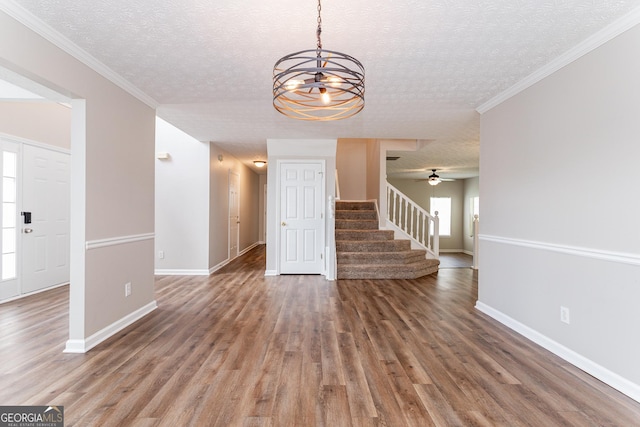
472, 214, 479, 270
433, 210, 440, 257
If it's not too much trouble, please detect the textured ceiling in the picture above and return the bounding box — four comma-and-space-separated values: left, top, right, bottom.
5, 0, 640, 178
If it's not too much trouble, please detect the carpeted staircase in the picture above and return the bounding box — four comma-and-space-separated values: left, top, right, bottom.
335, 200, 440, 279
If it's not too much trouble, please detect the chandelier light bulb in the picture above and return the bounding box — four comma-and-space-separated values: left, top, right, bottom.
285, 80, 304, 91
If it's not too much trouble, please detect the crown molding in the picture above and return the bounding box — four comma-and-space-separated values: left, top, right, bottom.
1, 0, 159, 109
477, 6, 640, 114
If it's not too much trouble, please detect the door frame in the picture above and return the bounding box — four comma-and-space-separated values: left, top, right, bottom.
228, 170, 240, 261
275, 159, 326, 275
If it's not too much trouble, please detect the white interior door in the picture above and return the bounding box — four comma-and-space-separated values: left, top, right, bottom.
279, 161, 324, 274
21, 144, 70, 293
229, 171, 239, 259
0, 139, 20, 300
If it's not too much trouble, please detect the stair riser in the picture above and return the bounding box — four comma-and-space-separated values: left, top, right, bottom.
336, 240, 411, 252
336, 230, 395, 241
336, 202, 376, 211
335, 220, 378, 230
336, 211, 377, 220
338, 253, 430, 265
337, 264, 439, 280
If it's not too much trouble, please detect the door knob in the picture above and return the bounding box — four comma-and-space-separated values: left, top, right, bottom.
281, 222, 287, 226
23, 228, 33, 234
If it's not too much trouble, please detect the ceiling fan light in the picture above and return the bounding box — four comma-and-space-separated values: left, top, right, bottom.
428, 169, 441, 185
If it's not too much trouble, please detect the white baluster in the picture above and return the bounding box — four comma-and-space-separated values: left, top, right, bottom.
402, 196, 407, 232
409, 205, 414, 236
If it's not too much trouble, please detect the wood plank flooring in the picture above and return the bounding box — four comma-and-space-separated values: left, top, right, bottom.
438, 253, 473, 269
1, 245, 640, 426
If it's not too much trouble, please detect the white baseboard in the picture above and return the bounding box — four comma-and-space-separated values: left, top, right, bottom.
64, 301, 157, 353
155, 242, 264, 276
475, 301, 640, 403
209, 258, 231, 274
239, 242, 261, 256
264, 270, 278, 276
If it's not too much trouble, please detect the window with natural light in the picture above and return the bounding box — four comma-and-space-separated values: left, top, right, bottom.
2, 151, 17, 280
472, 196, 479, 217
430, 197, 451, 236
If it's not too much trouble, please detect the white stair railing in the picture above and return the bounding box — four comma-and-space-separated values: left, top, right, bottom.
386, 182, 439, 258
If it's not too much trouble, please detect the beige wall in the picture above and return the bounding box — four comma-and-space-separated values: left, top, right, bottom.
336, 138, 368, 200
479, 22, 640, 397
366, 139, 381, 202
0, 101, 71, 148
2, 11, 156, 348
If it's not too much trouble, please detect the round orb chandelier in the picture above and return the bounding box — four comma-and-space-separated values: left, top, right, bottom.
273, 0, 365, 121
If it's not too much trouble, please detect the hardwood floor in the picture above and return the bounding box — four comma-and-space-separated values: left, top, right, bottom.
438, 252, 473, 269
1, 245, 640, 426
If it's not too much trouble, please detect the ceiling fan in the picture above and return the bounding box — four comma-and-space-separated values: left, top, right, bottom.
416, 169, 455, 186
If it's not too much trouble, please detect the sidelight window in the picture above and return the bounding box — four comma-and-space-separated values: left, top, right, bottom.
2, 151, 17, 280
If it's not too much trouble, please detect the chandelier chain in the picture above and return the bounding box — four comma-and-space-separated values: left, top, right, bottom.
316, 0, 322, 51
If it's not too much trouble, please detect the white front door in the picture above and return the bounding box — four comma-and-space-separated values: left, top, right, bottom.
279, 161, 324, 274
0, 140, 20, 300
229, 171, 239, 260
21, 144, 70, 293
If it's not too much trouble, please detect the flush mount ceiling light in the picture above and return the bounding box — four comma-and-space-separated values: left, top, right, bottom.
273, 0, 365, 121
253, 160, 267, 168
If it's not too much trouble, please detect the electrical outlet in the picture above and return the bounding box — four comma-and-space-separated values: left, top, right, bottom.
125, 282, 132, 297
158, 250, 165, 259
560, 306, 570, 324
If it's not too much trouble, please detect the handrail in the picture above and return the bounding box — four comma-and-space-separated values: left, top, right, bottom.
386, 182, 439, 258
